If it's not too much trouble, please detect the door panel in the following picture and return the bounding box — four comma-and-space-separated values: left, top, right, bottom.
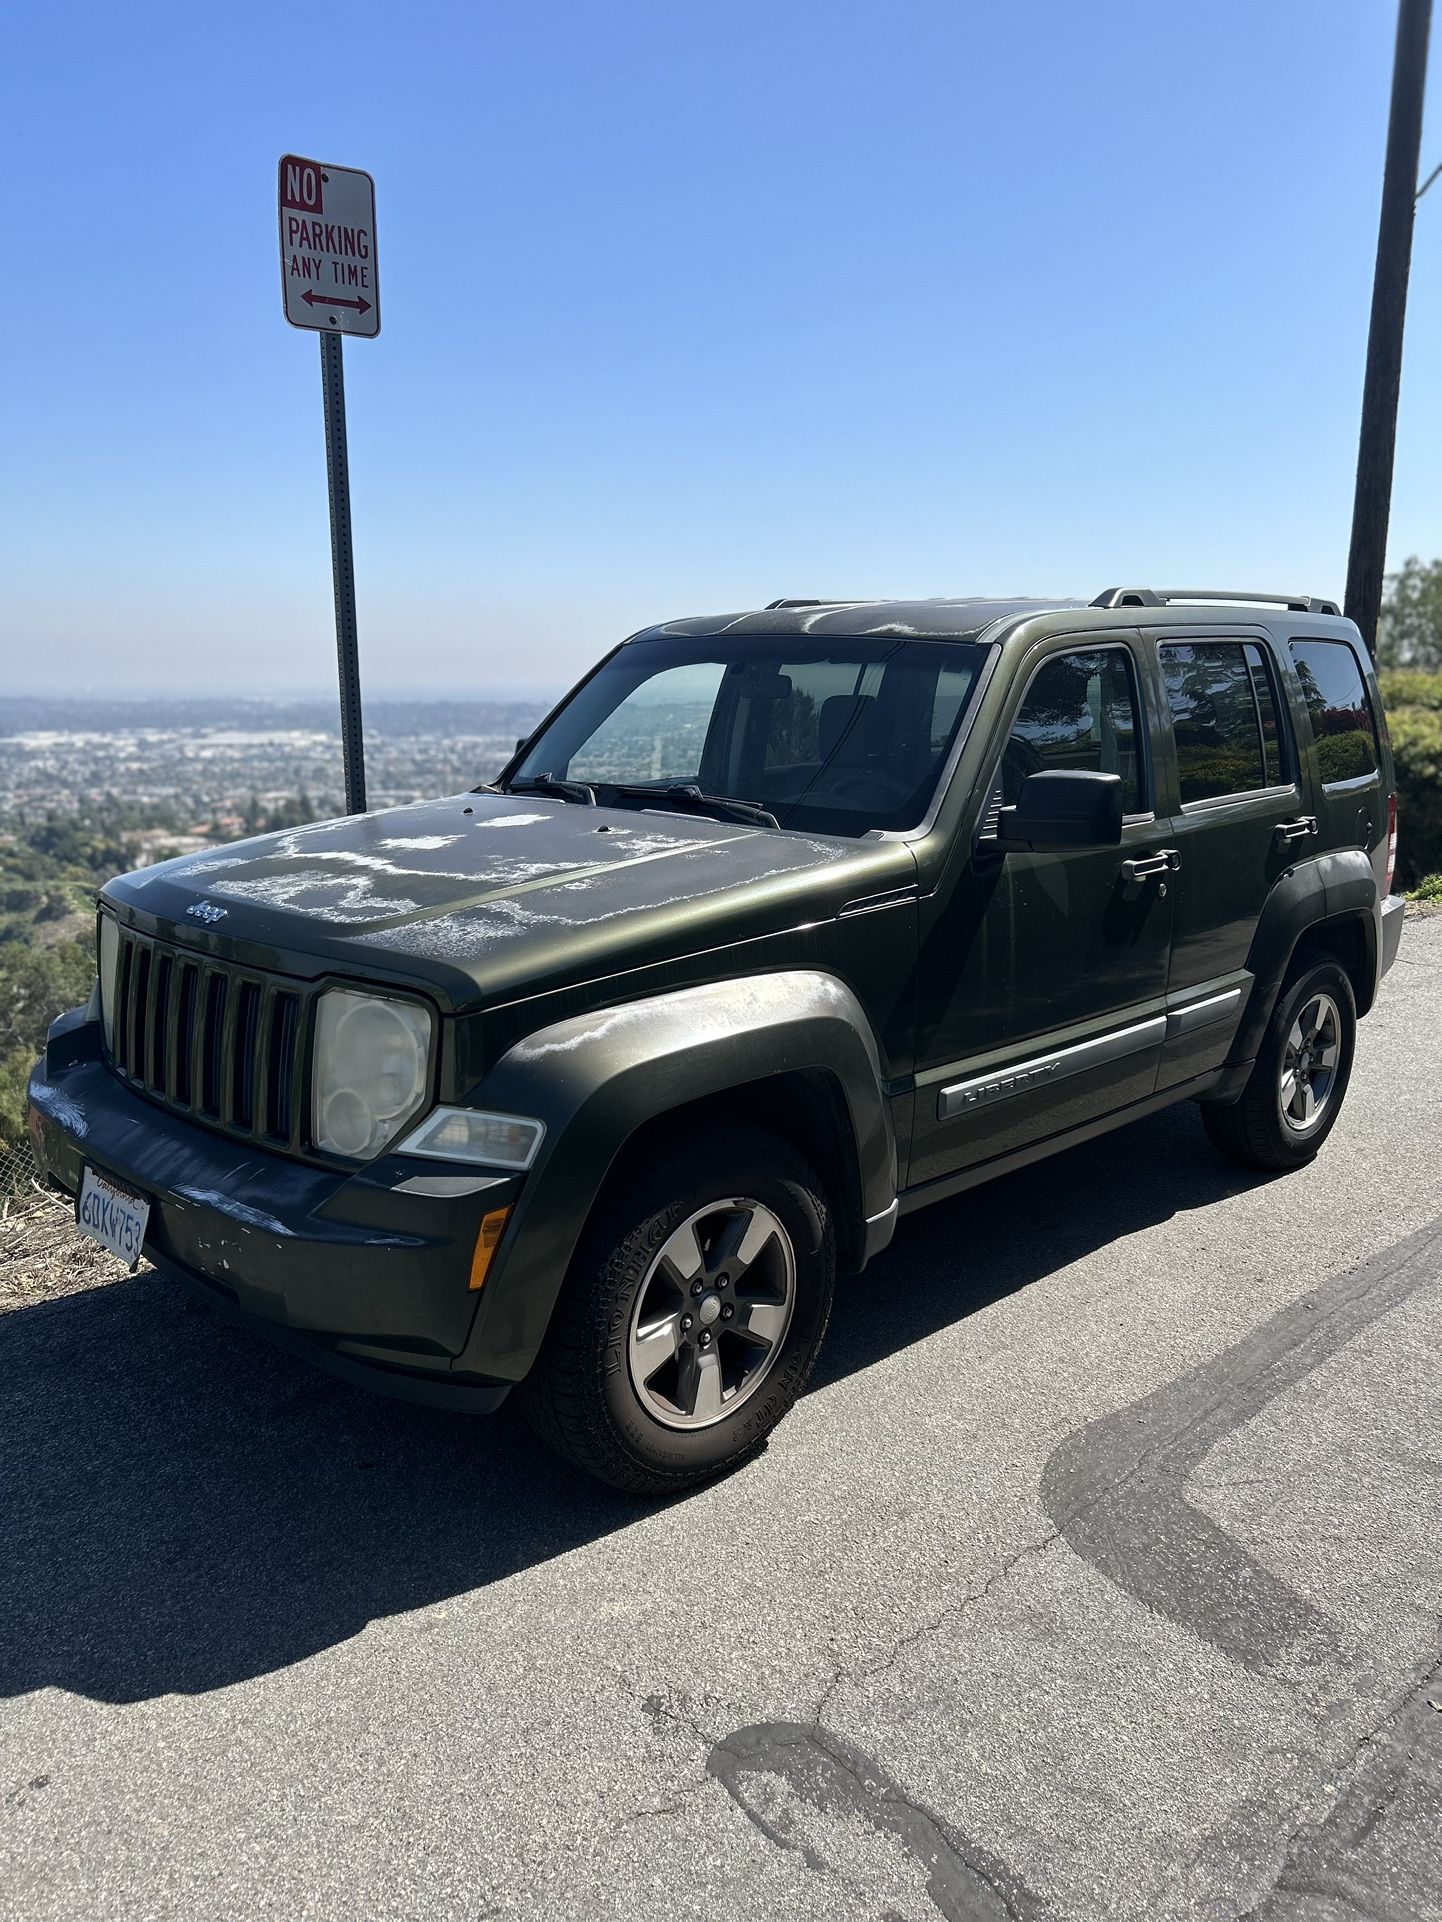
909, 639, 1174, 1188
1158, 974, 1253, 1086
1165, 793, 1295, 991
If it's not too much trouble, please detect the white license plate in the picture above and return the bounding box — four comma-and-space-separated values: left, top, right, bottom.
76, 1166, 150, 1269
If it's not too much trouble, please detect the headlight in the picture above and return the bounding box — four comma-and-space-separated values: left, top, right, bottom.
396, 1107, 545, 1170
98, 914, 120, 1054
312, 989, 434, 1159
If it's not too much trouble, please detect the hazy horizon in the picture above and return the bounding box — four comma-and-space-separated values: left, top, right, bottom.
0, 683, 566, 706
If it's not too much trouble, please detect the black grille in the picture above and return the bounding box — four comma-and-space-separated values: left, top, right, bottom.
106, 922, 310, 1153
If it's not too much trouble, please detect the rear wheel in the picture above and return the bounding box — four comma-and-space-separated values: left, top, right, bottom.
521, 1127, 835, 1494
1200, 960, 1356, 1171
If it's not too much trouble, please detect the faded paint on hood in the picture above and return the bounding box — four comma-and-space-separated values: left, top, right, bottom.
103, 790, 903, 1008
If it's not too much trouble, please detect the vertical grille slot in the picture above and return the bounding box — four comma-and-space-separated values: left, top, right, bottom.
149, 954, 172, 1093
201, 973, 228, 1116
174, 962, 198, 1107
114, 935, 135, 1073
231, 981, 262, 1130
265, 992, 300, 1141
130, 947, 152, 1084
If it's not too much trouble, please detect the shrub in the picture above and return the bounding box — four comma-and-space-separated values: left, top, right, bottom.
1387, 698, 1442, 891
0, 936, 95, 1145
1380, 668, 1442, 713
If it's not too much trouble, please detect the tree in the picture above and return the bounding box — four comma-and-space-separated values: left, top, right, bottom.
1378, 556, 1442, 668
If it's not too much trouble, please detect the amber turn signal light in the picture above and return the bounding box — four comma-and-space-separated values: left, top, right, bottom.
468, 1207, 512, 1291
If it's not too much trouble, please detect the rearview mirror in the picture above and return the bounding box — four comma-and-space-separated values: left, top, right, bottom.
732, 665, 794, 700
995, 770, 1123, 852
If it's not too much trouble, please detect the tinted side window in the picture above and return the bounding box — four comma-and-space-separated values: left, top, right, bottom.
1159, 643, 1266, 803
1289, 639, 1379, 783
1003, 648, 1142, 814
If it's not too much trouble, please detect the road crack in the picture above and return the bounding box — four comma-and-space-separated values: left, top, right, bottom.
813, 1525, 1061, 1729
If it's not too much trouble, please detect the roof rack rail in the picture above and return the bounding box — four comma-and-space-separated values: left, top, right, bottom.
1091, 587, 1341, 616
765, 598, 843, 609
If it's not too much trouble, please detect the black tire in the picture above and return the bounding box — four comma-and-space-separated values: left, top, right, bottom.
1200, 960, 1357, 1171
520, 1126, 836, 1495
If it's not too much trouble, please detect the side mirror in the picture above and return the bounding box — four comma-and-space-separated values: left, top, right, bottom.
515, 737, 528, 755
995, 770, 1123, 852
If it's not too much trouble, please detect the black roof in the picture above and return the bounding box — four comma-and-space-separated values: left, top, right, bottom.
636, 597, 1082, 645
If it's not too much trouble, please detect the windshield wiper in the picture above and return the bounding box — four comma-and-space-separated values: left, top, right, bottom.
502, 773, 597, 806
610, 783, 779, 830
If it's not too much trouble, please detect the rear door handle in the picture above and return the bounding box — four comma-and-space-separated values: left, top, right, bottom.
1120, 849, 1181, 897
1273, 816, 1318, 848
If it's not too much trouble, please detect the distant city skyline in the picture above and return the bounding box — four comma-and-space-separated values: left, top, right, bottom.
5, 1, 1442, 696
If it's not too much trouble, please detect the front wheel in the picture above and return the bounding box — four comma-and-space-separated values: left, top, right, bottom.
1200, 960, 1357, 1171
520, 1127, 835, 1494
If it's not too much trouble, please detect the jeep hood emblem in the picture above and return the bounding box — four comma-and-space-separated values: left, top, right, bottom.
185, 900, 228, 925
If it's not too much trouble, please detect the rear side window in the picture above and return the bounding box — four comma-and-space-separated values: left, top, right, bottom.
1289, 639, 1380, 784
1002, 647, 1143, 814
1160, 642, 1282, 803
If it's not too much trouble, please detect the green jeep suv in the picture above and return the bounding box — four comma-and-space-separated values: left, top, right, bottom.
27, 588, 1404, 1491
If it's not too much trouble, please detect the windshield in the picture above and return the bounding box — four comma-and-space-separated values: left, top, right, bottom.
506, 635, 989, 834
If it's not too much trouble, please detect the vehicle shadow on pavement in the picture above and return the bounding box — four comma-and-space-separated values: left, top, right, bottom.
812, 1099, 1271, 1390
0, 1103, 1267, 1705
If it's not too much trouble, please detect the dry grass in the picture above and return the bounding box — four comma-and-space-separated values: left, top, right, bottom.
0, 1183, 119, 1313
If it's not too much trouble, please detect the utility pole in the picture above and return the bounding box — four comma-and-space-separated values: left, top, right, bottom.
1344, 0, 1432, 657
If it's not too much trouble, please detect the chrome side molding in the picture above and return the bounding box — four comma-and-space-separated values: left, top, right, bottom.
1164, 987, 1243, 1039
938, 1016, 1167, 1119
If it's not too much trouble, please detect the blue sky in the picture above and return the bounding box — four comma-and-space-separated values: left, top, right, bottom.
4, 0, 1442, 697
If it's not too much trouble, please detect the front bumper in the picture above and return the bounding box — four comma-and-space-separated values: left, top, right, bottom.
27, 1011, 519, 1409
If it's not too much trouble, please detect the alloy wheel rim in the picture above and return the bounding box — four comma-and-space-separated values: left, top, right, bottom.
626, 1198, 797, 1431
1279, 991, 1341, 1134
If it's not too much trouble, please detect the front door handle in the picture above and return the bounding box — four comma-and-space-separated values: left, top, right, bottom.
1119, 849, 1181, 898
1273, 816, 1318, 849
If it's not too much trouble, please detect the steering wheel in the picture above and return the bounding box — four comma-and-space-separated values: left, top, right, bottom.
822, 767, 904, 807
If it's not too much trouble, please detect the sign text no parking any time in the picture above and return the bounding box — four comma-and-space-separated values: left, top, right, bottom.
278, 155, 380, 338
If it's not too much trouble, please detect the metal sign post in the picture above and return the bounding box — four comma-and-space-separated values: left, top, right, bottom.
319, 331, 366, 813
278, 154, 381, 813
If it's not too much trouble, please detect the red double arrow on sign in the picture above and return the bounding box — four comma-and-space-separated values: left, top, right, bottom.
302, 291, 372, 314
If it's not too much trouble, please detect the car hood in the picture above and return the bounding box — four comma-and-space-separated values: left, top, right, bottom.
104, 791, 906, 1007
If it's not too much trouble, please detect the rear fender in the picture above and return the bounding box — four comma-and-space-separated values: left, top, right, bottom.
1230, 849, 1379, 1066
452, 972, 895, 1382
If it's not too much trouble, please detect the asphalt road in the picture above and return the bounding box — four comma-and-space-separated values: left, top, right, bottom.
4, 916, 1441, 1922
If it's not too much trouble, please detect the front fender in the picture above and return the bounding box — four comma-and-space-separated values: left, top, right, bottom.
453, 971, 895, 1382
